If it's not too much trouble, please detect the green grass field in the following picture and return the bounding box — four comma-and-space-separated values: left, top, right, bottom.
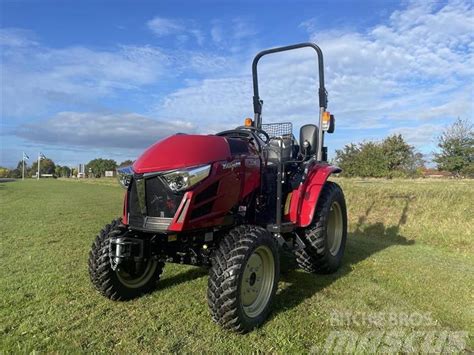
1, 178, 472, 352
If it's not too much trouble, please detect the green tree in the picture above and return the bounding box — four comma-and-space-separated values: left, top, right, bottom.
0, 167, 10, 178
382, 134, 424, 177
333, 144, 360, 177
434, 118, 474, 177
383, 135, 412, 170
61, 166, 71, 177
356, 141, 389, 178
53, 165, 71, 178
55, 165, 62, 177
30, 158, 56, 176
7, 160, 29, 178
86, 158, 117, 178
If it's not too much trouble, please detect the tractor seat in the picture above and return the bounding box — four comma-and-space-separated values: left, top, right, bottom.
265, 135, 294, 164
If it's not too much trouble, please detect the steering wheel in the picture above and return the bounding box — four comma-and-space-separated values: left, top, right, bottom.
235, 126, 270, 144
217, 127, 270, 144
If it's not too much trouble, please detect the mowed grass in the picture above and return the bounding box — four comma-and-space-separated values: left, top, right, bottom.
0, 178, 472, 352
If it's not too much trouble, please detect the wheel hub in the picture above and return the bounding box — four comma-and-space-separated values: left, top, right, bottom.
327, 201, 343, 256
249, 272, 257, 286
240, 245, 275, 318
116, 258, 158, 289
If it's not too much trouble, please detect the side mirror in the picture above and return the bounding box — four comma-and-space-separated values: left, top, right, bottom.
300, 124, 318, 156
327, 114, 335, 133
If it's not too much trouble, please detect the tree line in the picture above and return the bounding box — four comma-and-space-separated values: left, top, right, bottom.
335, 118, 473, 178
0, 158, 134, 179
1, 119, 471, 179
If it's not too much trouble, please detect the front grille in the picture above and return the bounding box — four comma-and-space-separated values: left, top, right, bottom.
145, 177, 182, 218
128, 176, 183, 231
128, 215, 173, 232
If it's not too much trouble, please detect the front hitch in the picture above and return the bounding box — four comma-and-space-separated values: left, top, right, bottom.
109, 236, 144, 271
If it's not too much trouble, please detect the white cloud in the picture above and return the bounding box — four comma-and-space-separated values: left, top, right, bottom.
232, 17, 257, 40
210, 18, 258, 53
0, 30, 234, 118
147, 17, 185, 37
210, 24, 223, 44
147, 17, 205, 45
388, 123, 444, 151
158, 77, 253, 131
0, 28, 38, 47
1, 36, 170, 117
155, 0, 473, 152
15, 112, 195, 149
189, 29, 205, 46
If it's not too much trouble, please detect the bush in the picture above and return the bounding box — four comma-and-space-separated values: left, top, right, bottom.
335, 134, 423, 178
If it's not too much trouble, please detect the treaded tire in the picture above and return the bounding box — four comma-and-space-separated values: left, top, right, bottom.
88, 218, 164, 300
295, 182, 347, 274
207, 225, 280, 333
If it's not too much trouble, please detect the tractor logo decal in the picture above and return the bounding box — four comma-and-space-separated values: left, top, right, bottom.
222, 160, 241, 170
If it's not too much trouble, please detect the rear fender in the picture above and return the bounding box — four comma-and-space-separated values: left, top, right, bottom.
287, 164, 341, 227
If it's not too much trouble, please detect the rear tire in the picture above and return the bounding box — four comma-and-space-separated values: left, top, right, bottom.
295, 182, 347, 274
88, 218, 164, 300
207, 225, 280, 333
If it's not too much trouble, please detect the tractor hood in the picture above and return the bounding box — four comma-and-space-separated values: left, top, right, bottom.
133, 134, 232, 174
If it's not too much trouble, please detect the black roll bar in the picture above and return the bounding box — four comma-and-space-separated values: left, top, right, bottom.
251, 42, 328, 129
252, 43, 330, 233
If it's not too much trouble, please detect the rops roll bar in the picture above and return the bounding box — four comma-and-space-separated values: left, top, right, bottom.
251, 42, 328, 161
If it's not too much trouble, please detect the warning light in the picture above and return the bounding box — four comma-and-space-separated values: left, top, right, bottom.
322, 111, 331, 131
244, 118, 253, 127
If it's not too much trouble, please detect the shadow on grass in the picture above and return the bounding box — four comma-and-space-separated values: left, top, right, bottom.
0, 179, 17, 187
157, 267, 208, 291
272, 195, 416, 317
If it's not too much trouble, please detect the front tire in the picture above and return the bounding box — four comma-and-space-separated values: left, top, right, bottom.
295, 182, 347, 274
207, 225, 280, 333
88, 218, 164, 300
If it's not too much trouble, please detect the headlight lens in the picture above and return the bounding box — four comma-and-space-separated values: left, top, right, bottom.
117, 165, 133, 189
162, 164, 211, 192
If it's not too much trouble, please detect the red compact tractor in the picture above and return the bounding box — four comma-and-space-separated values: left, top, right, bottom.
88, 43, 347, 333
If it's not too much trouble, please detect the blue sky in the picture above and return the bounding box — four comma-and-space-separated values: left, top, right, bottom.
1, 0, 473, 168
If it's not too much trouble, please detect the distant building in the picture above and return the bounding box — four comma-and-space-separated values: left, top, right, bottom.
78, 164, 86, 178
105, 171, 115, 177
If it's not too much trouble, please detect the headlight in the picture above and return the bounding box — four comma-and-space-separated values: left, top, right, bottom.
162, 164, 211, 192
117, 165, 133, 189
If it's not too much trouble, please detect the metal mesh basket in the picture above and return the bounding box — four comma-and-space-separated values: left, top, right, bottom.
261, 122, 293, 138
